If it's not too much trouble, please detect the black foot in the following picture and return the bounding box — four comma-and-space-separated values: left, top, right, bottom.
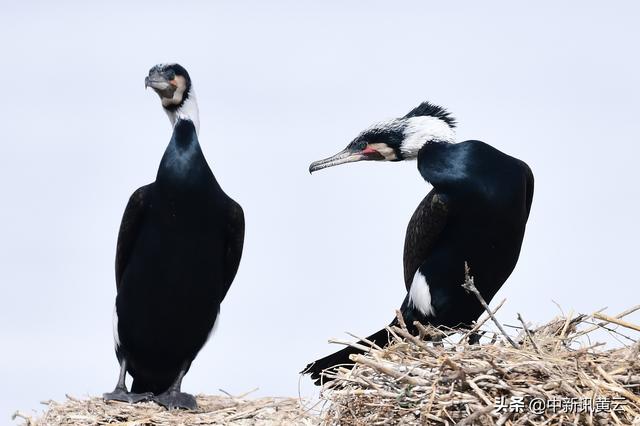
103, 389, 153, 403
153, 391, 197, 410
468, 331, 484, 345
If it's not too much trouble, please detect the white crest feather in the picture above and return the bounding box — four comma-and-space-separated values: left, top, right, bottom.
401, 116, 455, 158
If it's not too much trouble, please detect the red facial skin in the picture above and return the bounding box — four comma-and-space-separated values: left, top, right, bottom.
361, 146, 378, 155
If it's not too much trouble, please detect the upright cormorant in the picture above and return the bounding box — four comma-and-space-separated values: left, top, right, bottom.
103, 63, 245, 409
304, 102, 533, 385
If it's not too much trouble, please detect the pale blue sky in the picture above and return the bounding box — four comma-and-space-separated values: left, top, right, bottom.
1, 0, 639, 420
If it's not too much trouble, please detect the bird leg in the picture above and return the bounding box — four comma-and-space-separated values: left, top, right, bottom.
153, 362, 197, 410
103, 359, 153, 403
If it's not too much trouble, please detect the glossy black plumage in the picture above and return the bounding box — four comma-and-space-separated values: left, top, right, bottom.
304, 137, 533, 385
113, 119, 244, 396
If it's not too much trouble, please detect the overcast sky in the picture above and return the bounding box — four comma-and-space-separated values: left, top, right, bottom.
2, 0, 639, 420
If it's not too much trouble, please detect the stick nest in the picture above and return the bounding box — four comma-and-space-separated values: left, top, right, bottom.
13, 395, 319, 426
12, 270, 640, 425
319, 302, 640, 425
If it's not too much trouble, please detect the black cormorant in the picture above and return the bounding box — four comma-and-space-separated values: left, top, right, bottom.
303, 102, 533, 385
103, 63, 245, 408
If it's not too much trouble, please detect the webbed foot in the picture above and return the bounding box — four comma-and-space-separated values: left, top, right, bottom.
103, 388, 153, 403
153, 390, 197, 410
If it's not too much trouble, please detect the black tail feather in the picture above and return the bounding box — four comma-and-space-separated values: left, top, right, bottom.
302, 327, 392, 386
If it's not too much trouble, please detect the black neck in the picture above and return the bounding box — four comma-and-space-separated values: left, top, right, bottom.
156, 119, 215, 189
416, 141, 466, 188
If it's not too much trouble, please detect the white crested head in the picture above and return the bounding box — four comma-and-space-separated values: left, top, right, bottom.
308, 101, 457, 173
145, 63, 200, 135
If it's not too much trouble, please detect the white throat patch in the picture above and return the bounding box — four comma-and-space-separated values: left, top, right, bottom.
408, 270, 436, 317
401, 116, 455, 158
163, 84, 200, 135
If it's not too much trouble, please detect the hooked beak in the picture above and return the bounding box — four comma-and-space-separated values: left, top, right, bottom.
309, 146, 384, 173
145, 72, 172, 90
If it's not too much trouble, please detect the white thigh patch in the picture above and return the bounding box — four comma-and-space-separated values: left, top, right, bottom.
112, 304, 120, 348
408, 271, 435, 317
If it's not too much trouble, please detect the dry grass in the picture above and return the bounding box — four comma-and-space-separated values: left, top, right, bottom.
13, 394, 319, 426
12, 272, 640, 425
318, 274, 640, 425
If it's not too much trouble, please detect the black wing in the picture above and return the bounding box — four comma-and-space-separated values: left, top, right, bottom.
220, 198, 245, 301
115, 184, 152, 291
403, 190, 449, 291
523, 162, 534, 220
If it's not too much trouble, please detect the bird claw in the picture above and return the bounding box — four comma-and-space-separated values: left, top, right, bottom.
153, 391, 198, 410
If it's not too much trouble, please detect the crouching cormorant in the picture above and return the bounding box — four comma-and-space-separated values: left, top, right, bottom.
303, 102, 533, 385
104, 63, 245, 409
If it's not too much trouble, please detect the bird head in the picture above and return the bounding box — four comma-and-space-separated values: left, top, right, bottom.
145, 63, 199, 133
145, 63, 193, 109
309, 102, 456, 173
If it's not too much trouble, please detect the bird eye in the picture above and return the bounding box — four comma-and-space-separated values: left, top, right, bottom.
348, 137, 367, 151
165, 70, 176, 80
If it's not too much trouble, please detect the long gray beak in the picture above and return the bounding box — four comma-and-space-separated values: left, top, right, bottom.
309, 147, 383, 173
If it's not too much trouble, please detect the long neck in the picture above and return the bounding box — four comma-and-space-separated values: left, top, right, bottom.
157, 119, 213, 188
417, 141, 468, 188
164, 89, 200, 136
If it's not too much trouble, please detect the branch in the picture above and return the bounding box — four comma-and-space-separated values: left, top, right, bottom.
461, 262, 520, 349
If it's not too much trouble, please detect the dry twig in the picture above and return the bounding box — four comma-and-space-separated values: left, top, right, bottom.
320, 303, 640, 425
